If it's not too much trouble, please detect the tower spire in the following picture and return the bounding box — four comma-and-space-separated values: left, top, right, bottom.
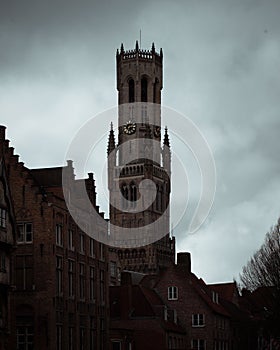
107, 122, 116, 155
163, 127, 170, 147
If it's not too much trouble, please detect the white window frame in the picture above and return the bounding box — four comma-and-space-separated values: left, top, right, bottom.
192, 313, 205, 327
17, 222, 33, 243
191, 339, 206, 350
80, 234, 85, 254
212, 291, 219, 304
56, 224, 63, 246
168, 286, 178, 300
79, 263, 85, 300
68, 259, 74, 298
89, 238, 95, 257
68, 229, 74, 251
56, 256, 63, 296
89, 266, 95, 301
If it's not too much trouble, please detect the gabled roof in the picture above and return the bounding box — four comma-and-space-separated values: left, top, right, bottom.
30, 166, 65, 187
109, 284, 185, 333
209, 282, 238, 303
190, 273, 230, 317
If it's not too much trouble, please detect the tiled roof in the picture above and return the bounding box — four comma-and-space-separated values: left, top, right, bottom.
209, 282, 237, 302
30, 167, 64, 187
190, 273, 230, 317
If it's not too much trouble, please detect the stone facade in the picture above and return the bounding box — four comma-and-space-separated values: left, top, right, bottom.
107, 42, 175, 275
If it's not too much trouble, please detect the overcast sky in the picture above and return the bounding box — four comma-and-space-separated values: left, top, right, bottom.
1, 0, 280, 284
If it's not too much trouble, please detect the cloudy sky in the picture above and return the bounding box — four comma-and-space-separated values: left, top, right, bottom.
1, 0, 280, 284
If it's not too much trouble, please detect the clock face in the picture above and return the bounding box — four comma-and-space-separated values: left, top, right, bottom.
123, 121, 136, 135
154, 126, 161, 138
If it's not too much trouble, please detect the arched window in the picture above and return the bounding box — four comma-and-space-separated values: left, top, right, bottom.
141, 77, 148, 102
121, 184, 128, 209
128, 79, 135, 103
156, 185, 160, 211
153, 78, 159, 103
130, 182, 137, 208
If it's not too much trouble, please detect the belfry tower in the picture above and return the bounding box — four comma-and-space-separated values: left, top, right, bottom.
107, 42, 175, 274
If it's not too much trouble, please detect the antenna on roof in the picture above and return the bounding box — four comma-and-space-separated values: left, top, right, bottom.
140, 29, 142, 49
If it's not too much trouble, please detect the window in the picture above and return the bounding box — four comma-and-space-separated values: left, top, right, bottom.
17, 326, 34, 350
0, 208, 7, 228
56, 256, 63, 295
90, 317, 95, 350
130, 183, 137, 208
79, 263, 85, 300
128, 78, 135, 103
192, 314, 205, 327
79, 327, 85, 350
56, 224, 63, 246
68, 229, 74, 251
69, 327, 74, 350
89, 238, 95, 257
15, 255, 33, 290
141, 77, 148, 102
112, 341, 121, 350
56, 325, 62, 350
0, 253, 6, 272
17, 223, 33, 243
168, 286, 178, 300
121, 184, 128, 210
110, 261, 117, 278
191, 339, 206, 350
68, 260, 74, 297
80, 234, 85, 254
99, 243, 104, 261
212, 291, 219, 303
100, 270, 105, 303
89, 266, 95, 301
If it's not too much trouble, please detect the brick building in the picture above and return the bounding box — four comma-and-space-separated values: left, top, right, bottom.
109, 271, 186, 350
0, 129, 17, 349
0, 125, 109, 349
0, 42, 268, 349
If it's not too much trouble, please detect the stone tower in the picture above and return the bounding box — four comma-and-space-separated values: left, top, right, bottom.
107, 42, 175, 274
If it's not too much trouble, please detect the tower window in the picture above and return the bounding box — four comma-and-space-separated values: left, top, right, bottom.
128, 79, 135, 103
141, 77, 148, 102
121, 184, 129, 209
130, 183, 137, 203
153, 78, 159, 103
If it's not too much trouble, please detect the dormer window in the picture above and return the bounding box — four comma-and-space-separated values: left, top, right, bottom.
212, 291, 219, 304
168, 286, 178, 300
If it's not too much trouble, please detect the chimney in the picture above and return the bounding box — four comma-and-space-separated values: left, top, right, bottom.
0, 125, 6, 141
177, 252, 191, 273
